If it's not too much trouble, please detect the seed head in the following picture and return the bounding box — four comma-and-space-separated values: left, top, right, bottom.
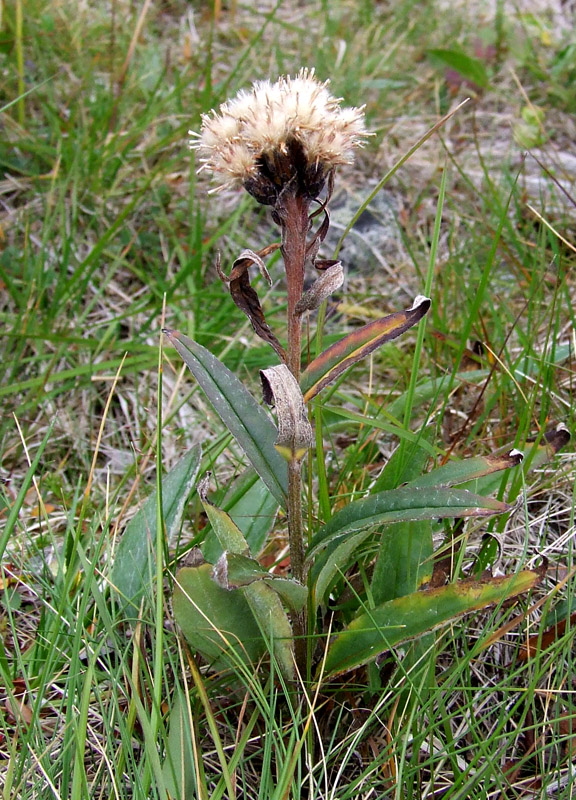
191, 69, 368, 205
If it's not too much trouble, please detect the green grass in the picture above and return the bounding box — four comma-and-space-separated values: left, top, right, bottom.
1, 0, 575, 797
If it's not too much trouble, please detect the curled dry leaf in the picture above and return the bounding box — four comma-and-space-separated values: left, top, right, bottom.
260, 364, 313, 461
305, 203, 331, 266
543, 423, 570, 454
294, 261, 344, 315
217, 244, 286, 361
518, 611, 576, 662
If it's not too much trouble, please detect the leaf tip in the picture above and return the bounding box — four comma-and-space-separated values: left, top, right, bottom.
551, 422, 571, 447
411, 295, 431, 312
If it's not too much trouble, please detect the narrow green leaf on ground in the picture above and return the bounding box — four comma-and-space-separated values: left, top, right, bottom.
308, 486, 509, 560
164, 330, 288, 506
322, 568, 543, 676
111, 446, 202, 614
301, 296, 431, 401
162, 693, 198, 800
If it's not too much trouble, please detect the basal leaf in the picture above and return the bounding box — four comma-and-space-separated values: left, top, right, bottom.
371, 429, 434, 493
371, 520, 434, 605
213, 553, 307, 612
261, 576, 307, 612
323, 568, 543, 676
386, 369, 488, 420
311, 530, 372, 607
162, 693, 198, 800
243, 581, 294, 681
202, 471, 279, 563
308, 486, 509, 560
198, 477, 249, 556
173, 564, 264, 671
112, 446, 202, 615
323, 406, 440, 456
301, 296, 430, 402
463, 425, 571, 499
164, 330, 287, 506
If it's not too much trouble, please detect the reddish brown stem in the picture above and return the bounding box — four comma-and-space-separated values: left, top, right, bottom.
281, 192, 310, 382
279, 191, 311, 675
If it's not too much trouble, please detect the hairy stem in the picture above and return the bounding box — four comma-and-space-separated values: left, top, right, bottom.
279, 191, 310, 673
281, 192, 309, 382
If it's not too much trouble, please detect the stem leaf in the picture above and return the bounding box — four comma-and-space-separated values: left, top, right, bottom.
164, 330, 288, 506
301, 296, 431, 401
308, 486, 509, 559
406, 449, 524, 490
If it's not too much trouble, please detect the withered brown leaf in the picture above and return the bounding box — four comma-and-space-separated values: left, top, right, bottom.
217, 244, 286, 361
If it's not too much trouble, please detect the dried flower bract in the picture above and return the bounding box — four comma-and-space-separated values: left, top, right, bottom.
191, 68, 367, 205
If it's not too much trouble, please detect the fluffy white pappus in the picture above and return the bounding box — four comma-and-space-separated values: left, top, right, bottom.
191, 68, 368, 188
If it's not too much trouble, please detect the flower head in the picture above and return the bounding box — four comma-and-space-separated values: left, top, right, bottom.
191, 69, 367, 205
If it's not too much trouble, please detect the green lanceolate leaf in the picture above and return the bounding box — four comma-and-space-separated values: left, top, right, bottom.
372, 430, 434, 493
162, 693, 198, 800
322, 406, 440, 456
301, 296, 431, 402
406, 450, 524, 490
243, 581, 294, 681
311, 530, 372, 607
198, 475, 250, 556
202, 470, 279, 563
112, 445, 202, 615
308, 486, 509, 560
173, 564, 264, 671
323, 568, 544, 676
213, 552, 307, 612
463, 425, 571, 499
386, 369, 488, 420
164, 330, 288, 506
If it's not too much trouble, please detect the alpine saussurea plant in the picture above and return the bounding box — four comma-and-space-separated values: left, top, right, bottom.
159, 70, 568, 688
